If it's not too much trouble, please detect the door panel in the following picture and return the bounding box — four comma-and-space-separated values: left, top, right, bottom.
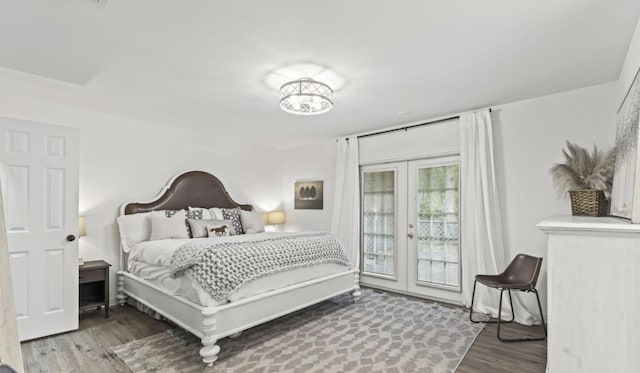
0, 117, 79, 341
360, 162, 407, 292
408, 158, 462, 304
9, 251, 29, 318
6, 165, 29, 232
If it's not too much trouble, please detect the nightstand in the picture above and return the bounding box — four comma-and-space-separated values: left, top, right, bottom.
79, 260, 111, 318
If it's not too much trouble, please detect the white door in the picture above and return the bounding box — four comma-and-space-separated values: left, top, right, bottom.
407, 157, 462, 304
0, 117, 79, 341
360, 157, 462, 304
360, 162, 407, 292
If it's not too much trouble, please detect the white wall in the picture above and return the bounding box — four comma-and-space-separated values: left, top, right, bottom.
280, 141, 336, 232
359, 118, 459, 164
492, 82, 617, 314
0, 90, 283, 305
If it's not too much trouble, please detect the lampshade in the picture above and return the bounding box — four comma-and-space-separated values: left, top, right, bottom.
267, 211, 285, 225
78, 216, 86, 237
279, 78, 333, 115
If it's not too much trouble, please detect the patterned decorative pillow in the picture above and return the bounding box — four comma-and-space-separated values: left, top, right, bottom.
222, 207, 244, 235
188, 219, 234, 238
150, 210, 189, 240
206, 222, 231, 237
188, 207, 214, 220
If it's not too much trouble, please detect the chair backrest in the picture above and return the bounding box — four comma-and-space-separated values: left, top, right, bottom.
502, 254, 543, 289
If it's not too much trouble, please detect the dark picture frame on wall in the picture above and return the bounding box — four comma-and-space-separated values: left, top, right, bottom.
611, 65, 640, 222
294, 180, 324, 209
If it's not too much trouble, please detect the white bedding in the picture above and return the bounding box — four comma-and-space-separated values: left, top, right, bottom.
127, 232, 350, 307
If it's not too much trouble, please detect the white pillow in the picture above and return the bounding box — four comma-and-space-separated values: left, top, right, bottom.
150, 210, 189, 240
208, 207, 224, 220
207, 222, 231, 237
240, 210, 265, 234
117, 212, 151, 253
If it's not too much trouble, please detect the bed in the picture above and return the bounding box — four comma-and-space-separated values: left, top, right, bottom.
115, 170, 360, 366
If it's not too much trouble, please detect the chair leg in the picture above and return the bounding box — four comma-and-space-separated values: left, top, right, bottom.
469, 280, 478, 323
497, 289, 547, 342
534, 289, 548, 339
470, 281, 514, 324
505, 289, 515, 322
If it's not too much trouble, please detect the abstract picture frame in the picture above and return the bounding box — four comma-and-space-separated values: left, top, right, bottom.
611, 65, 640, 222
294, 180, 323, 210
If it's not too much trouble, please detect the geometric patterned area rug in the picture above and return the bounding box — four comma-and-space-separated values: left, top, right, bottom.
110, 289, 484, 373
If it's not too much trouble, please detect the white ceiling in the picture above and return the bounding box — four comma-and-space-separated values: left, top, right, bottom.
1, 0, 639, 148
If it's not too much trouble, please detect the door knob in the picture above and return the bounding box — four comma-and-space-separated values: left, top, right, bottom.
407, 233, 414, 239
66, 235, 76, 242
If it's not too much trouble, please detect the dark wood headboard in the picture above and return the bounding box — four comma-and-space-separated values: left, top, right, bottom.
123, 171, 253, 215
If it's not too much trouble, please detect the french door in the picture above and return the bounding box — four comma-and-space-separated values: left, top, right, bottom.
360, 157, 462, 304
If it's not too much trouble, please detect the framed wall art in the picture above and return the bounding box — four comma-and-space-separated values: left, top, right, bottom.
294, 180, 323, 210
611, 66, 640, 222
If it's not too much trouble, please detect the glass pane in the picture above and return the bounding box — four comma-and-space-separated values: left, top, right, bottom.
445, 263, 459, 287
417, 260, 428, 282
416, 164, 460, 289
431, 261, 445, 284
362, 170, 395, 276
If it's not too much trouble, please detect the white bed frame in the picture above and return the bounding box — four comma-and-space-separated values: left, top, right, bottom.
116, 171, 360, 366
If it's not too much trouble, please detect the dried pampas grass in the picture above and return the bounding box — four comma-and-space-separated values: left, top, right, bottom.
549, 141, 616, 199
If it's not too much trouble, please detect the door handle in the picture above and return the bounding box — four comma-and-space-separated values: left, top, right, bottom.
407, 232, 414, 239
66, 235, 76, 242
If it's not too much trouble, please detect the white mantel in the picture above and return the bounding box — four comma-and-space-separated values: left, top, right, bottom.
537, 216, 640, 373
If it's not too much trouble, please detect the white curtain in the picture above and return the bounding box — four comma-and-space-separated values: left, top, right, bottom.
331, 136, 360, 268
460, 110, 538, 325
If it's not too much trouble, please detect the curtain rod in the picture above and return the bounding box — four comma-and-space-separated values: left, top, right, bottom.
355, 108, 492, 140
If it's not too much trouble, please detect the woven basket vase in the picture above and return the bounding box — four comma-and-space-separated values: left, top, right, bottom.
568, 190, 609, 217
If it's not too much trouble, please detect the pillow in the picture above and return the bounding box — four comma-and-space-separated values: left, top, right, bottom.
208, 207, 224, 220
188, 218, 234, 238
183, 209, 205, 237
240, 210, 265, 234
116, 212, 151, 253
189, 207, 214, 220
150, 210, 189, 240
221, 207, 244, 235
207, 222, 232, 237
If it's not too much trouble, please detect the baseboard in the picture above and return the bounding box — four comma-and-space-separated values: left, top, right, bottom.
361, 283, 465, 309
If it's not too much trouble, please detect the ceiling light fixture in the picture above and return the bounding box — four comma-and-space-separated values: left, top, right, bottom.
279, 78, 333, 115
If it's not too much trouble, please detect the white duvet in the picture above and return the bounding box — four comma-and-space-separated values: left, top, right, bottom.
127, 232, 350, 307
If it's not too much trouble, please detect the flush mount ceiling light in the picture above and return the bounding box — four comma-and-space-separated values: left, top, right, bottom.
279, 78, 333, 115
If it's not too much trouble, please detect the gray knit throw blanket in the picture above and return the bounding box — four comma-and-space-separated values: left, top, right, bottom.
169, 232, 350, 301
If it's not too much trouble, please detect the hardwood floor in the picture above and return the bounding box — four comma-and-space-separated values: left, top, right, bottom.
457, 321, 547, 373
21, 307, 170, 373
21, 304, 546, 373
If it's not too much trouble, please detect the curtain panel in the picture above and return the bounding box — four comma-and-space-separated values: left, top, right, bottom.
460, 110, 538, 325
331, 136, 361, 269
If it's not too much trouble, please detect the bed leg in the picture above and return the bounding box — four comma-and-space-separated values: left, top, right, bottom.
200, 310, 220, 366
116, 273, 128, 306
352, 271, 362, 300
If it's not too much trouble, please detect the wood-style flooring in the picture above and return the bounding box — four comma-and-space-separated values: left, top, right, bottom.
21, 303, 546, 373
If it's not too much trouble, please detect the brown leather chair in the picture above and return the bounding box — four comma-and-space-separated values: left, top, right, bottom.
469, 254, 547, 342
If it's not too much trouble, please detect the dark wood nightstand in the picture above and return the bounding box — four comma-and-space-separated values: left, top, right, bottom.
79, 260, 111, 318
